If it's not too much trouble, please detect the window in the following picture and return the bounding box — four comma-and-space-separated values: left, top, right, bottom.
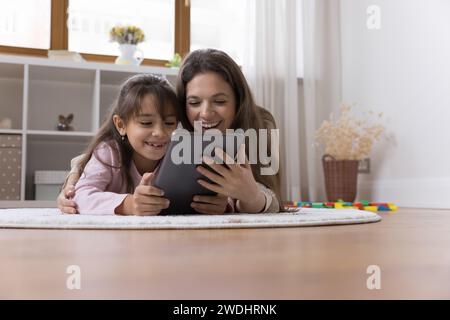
190, 0, 246, 65
0, 0, 187, 64
67, 0, 175, 61
0, 0, 247, 66
0, 0, 51, 49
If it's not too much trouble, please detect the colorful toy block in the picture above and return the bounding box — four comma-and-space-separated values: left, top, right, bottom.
388, 204, 398, 211
324, 202, 335, 208
353, 203, 364, 210
283, 200, 398, 212
363, 206, 378, 212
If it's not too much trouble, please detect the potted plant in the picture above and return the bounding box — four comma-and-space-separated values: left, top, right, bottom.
109, 25, 146, 65
165, 53, 182, 68
315, 104, 385, 202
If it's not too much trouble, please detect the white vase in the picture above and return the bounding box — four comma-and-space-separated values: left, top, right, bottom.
115, 44, 144, 66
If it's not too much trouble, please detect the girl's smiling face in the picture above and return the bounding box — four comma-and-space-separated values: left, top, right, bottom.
186, 72, 236, 133
114, 94, 177, 173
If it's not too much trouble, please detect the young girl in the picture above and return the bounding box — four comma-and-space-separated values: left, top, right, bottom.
69, 74, 179, 215
58, 49, 281, 214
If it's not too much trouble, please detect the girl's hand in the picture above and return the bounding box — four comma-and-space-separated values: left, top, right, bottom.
119, 172, 170, 216
57, 185, 78, 214
196, 145, 266, 213
191, 194, 228, 215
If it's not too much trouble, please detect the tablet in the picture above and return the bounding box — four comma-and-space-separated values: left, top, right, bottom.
153, 130, 245, 215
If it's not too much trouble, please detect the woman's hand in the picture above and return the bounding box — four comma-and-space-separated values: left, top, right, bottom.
196, 145, 266, 213
116, 172, 170, 216
191, 194, 229, 215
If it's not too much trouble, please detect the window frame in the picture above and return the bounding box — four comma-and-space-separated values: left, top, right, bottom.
0, 0, 191, 66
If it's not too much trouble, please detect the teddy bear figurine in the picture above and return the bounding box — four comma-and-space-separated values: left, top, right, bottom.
57, 114, 74, 131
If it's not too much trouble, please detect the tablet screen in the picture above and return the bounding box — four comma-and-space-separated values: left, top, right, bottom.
153, 130, 245, 215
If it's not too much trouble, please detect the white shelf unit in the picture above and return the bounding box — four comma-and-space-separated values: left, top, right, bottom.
0, 54, 178, 203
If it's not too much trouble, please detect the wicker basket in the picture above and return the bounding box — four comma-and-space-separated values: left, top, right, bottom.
322, 154, 359, 202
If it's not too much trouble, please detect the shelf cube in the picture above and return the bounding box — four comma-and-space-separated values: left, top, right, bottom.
0, 134, 21, 200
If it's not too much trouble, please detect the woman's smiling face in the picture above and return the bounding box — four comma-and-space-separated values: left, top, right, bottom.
185, 72, 236, 133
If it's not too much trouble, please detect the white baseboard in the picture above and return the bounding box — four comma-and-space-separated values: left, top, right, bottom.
358, 178, 450, 209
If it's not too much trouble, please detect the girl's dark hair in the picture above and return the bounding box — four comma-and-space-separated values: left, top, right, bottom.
176, 49, 282, 208
76, 74, 179, 193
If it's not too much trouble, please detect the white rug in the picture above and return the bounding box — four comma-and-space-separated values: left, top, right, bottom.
0, 208, 381, 230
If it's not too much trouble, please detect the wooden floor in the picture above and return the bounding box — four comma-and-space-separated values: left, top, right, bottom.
0, 208, 449, 299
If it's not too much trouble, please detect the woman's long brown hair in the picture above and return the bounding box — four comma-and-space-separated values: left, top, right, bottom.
176, 49, 282, 209
76, 74, 179, 193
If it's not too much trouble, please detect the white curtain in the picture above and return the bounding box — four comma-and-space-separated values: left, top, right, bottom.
301, 0, 342, 201
243, 0, 301, 201
243, 0, 343, 202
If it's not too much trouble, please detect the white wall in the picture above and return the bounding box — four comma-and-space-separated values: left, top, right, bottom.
340, 0, 450, 208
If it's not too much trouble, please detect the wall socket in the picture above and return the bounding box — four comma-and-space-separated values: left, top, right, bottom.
358, 158, 370, 174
